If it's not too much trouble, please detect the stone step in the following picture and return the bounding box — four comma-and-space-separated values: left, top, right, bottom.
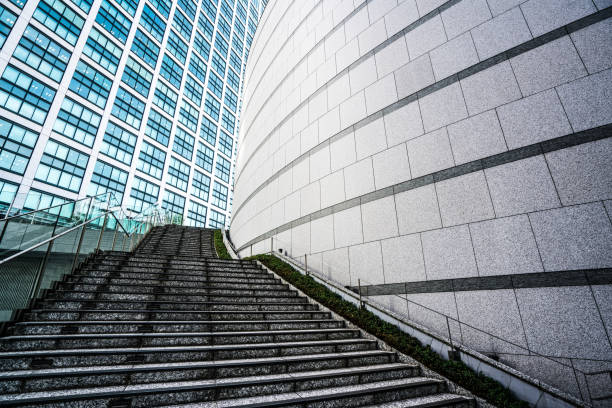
0, 339, 380, 370
0, 359, 414, 395
9, 319, 346, 335
75, 270, 280, 284
0, 367, 441, 407
65, 276, 287, 290
362, 394, 475, 407
34, 299, 317, 312
48, 290, 307, 303
25, 309, 332, 322
0, 328, 362, 351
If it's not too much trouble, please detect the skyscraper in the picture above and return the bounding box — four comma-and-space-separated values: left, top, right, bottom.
0, 0, 267, 227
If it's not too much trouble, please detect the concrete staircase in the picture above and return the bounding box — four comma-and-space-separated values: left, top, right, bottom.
0, 225, 475, 407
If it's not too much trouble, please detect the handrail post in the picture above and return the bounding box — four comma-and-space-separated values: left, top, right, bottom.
270, 237, 273, 254
95, 213, 109, 253
358, 278, 363, 309
305, 254, 308, 276
70, 196, 94, 274
111, 221, 118, 251
27, 205, 62, 299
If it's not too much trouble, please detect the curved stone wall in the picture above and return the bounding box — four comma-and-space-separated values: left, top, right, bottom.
231, 0, 612, 400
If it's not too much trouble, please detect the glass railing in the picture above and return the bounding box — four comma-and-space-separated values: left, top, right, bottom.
0, 193, 174, 323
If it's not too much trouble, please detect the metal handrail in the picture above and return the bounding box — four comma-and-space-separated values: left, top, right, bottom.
0, 192, 112, 223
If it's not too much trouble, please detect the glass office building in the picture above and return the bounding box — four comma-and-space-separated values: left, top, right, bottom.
0, 0, 268, 227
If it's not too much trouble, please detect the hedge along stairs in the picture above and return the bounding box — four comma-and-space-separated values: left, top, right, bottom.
0, 225, 475, 407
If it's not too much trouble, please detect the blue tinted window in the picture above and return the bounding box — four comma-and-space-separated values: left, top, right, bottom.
12, 25, 70, 83
53, 97, 101, 147
140, 4, 165, 42
195, 142, 214, 173
122, 57, 153, 98
200, 116, 216, 147
224, 88, 237, 112
215, 155, 230, 183
217, 16, 230, 39
202, 0, 216, 23
149, 0, 170, 19
34, 139, 88, 192
0, 6, 17, 49
232, 32, 243, 54
131, 29, 159, 69
167, 156, 190, 191
167, 30, 188, 64
153, 80, 177, 116
227, 68, 239, 91
145, 109, 172, 146
184, 75, 203, 106
0, 65, 55, 124
220, 0, 233, 21
100, 121, 136, 165
178, 100, 199, 132
33, 0, 84, 45
208, 71, 223, 98
189, 53, 207, 83
96, 0, 131, 43
83, 27, 122, 74
114, 0, 138, 17
193, 32, 210, 61
203, 92, 220, 121
208, 209, 225, 228
160, 54, 183, 89
215, 33, 229, 57
211, 181, 227, 210
172, 126, 194, 161
191, 169, 210, 201
221, 108, 235, 135
177, 0, 196, 21
229, 50, 242, 73
218, 130, 233, 158
0, 118, 38, 175
9, 0, 27, 9
198, 12, 214, 40
211, 51, 226, 77
88, 160, 128, 202
69, 61, 112, 108
162, 190, 185, 216
129, 176, 159, 213
173, 9, 193, 41
70, 0, 92, 13
186, 200, 207, 227
112, 87, 145, 129
137, 141, 165, 179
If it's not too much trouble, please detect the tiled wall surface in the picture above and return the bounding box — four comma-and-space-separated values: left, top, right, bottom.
231, 0, 612, 401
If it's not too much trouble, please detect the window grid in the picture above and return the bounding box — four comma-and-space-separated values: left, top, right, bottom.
34, 139, 88, 192
140, 4, 165, 42
100, 121, 136, 165
215, 155, 231, 183
218, 130, 233, 158
0, 118, 38, 175
162, 190, 185, 216
114, 0, 137, 17
33, 0, 84, 46
217, 15, 230, 39
167, 31, 188, 64
221, 108, 235, 134
189, 53, 207, 83
53, 97, 101, 147
153, 80, 178, 116
198, 11, 214, 40
184, 75, 203, 107
13, 25, 71, 83
137, 141, 165, 179
195, 142, 214, 173
203, 92, 220, 121
172, 126, 195, 161
149, 0, 170, 19
111, 87, 145, 129
208, 208, 225, 228
122, 57, 153, 98
200, 116, 217, 147
129, 176, 159, 213
186, 200, 207, 227
173, 9, 193, 41
179, 100, 199, 132
193, 32, 210, 61
160, 54, 184, 90
191, 169, 210, 201
202, 0, 217, 23
0, 65, 56, 124
69, 60, 111, 108
145, 108, 172, 146
0, 5, 17, 49
88, 159, 128, 202
211, 52, 226, 77
96, 0, 131, 44
83, 27, 122, 74
131, 29, 159, 69
167, 156, 190, 191
177, 0, 196, 21
224, 88, 237, 112
214, 32, 229, 57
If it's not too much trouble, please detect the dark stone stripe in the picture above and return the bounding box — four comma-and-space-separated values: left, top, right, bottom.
233, 6, 612, 221
349, 269, 612, 296
237, 124, 612, 251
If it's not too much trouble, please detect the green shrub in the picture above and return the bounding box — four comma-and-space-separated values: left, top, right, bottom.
213, 229, 232, 260
248, 254, 529, 408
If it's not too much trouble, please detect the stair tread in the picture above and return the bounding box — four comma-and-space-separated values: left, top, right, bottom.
0, 338, 377, 357
3, 328, 357, 340
362, 394, 474, 407
0, 360, 412, 379
0, 375, 437, 403
16, 318, 335, 325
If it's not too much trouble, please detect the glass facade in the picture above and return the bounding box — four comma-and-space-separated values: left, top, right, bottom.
0, 0, 267, 228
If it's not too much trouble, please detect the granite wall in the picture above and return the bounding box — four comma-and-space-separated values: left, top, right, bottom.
230, 0, 612, 402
